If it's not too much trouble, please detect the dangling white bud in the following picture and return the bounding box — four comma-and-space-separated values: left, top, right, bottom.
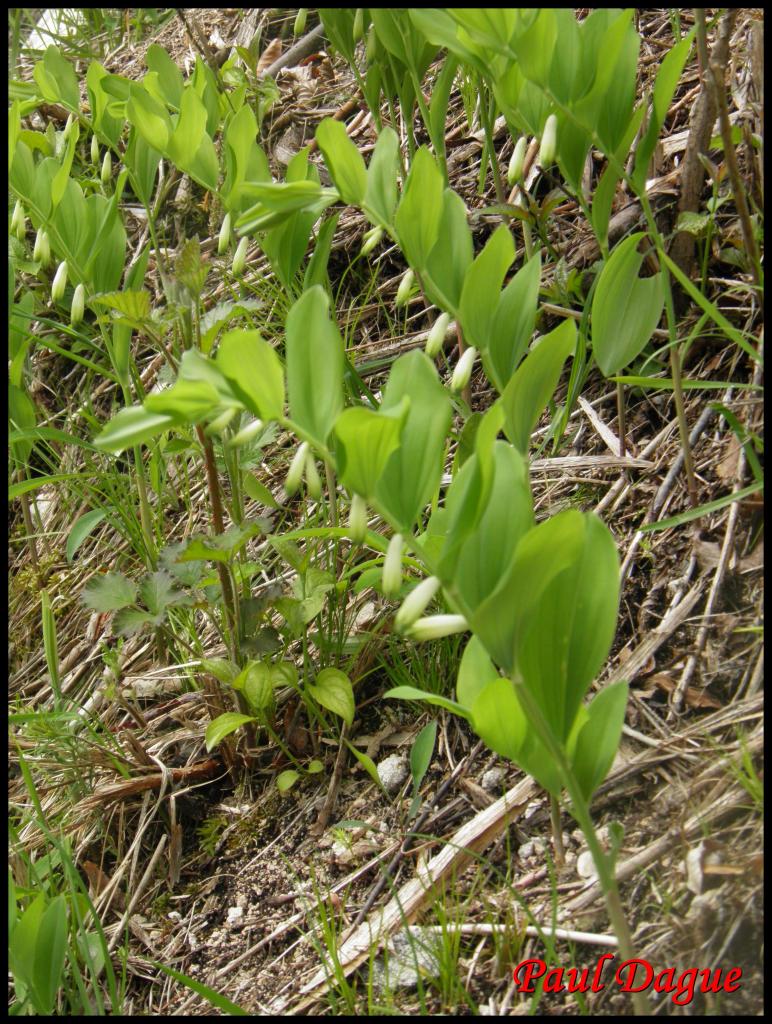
361, 226, 383, 256
382, 533, 404, 598
228, 418, 264, 447
285, 441, 310, 496
34, 229, 51, 267
11, 201, 26, 240
353, 8, 365, 43
349, 493, 367, 544
51, 260, 68, 303
395, 269, 414, 307
395, 576, 441, 632
538, 114, 557, 168
218, 213, 232, 255
507, 136, 527, 186
232, 235, 249, 277
101, 150, 112, 185
70, 282, 85, 326
304, 452, 322, 500
406, 614, 469, 641
451, 346, 477, 393
425, 313, 451, 359
91, 134, 99, 165
294, 8, 307, 35
205, 407, 238, 436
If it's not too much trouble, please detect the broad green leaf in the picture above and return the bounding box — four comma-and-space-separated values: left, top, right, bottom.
458, 225, 514, 351
456, 636, 499, 710
375, 351, 452, 532
501, 318, 576, 453
243, 473, 279, 508
66, 509, 107, 563
51, 120, 79, 209
144, 378, 222, 421
333, 401, 408, 499
316, 117, 367, 205
216, 329, 284, 421
241, 662, 275, 713
470, 677, 528, 763
307, 668, 355, 727
94, 403, 175, 455
200, 298, 264, 355
127, 84, 172, 154
17, 893, 68, 1014
591, 232, 664, 376
383, 685, 471, 720
112, 608, 155, 635
34, 46, 79, 111
81, 571, 137, 612
167, 85, 208, 169
304, 211, 340, 291
145, 44, 184, 109
395, 146, 444, 270
424, 189, 473, 312
205, 712, 256, 752
485, 249, 542, 392
200, 658, 240, 686
285, 285, 343, 448
517, 513, 620, 741
92, 290, 152, 322
571, 681, 628, 801
276, 769, 301, 793
364, 127, 399, 227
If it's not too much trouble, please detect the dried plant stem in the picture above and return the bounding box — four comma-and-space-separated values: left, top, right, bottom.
615, 381, 627, 460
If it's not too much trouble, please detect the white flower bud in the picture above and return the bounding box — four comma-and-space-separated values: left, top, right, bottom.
451, 346, 477, 393
395, 269, 414, 308
406, 614, 469, 642
366, 25, 377, 63
218, 213, 232, 255
33, 229, 50, 267
101, 150, 112, 185
382, 533, 403, 598
51, 261, 68, 303
11, 201, 26, 240
293, 8, 307, 36
63, 113, 75, 140
507, 136, 527, 186
285, 441, 309, 496
425, 313, 451, 359
395, 576, 441, 632
538, 114, 557, 168
232, 235, 249, 277
361, 225, 383, 256
304, 452, 322, 500
91, 134, 99, 166
349, 493, 367, 544
70, 282, 85, 326
204, 406, 238, 436
228, 418, 264, 447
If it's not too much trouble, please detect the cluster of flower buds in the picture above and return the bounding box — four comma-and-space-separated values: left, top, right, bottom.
33, 228, 51, 267
392, 574, 468, 640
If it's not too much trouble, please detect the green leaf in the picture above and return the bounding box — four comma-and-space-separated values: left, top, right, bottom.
205, 712, 256, 752
152, 962, 249, 1016
216, 328, 285, 421
571, 681, 628, 801
364, 127, 400, 226
344, 740, 386, 792
139, 570, 190, 617
66, 510, 108, 563
633, 32, 693, 193
501, 318, 576, 453
640, 481, 764, 533
307, 668, 355, 727
94, 405, 176, 454
200, 658, 241, 686
384, 685, 471, 720
459, 225, 514, 351
456, 635, 499, 709
424, 189, 473, 312
92, 289, 152, 322
410, 720, 437, 794
276, 769, 301, 793
591, 232, 664, 376
145, 44, 184, 109
316, 117, 367, 205
395, 146, 444, 270
484, 249, 541, 392
285, 285, 344, 448
112, 608, 155, 636
127, 83, 172, 154
81, 571, 137, 612
243, 472, 279, 508
34, 46, 80, 111
333, 402, 408, 500
144, 377, 222, 421
241, 662, 275, 713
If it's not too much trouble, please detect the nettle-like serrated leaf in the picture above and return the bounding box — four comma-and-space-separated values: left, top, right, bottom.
112, 607, 155, 636
159, 541, 206, 586
81, 572, 137, 612
138, 570, 192, 616
175, 236, 209, 298
91, 290, 152, 322
176, 521, 266, 563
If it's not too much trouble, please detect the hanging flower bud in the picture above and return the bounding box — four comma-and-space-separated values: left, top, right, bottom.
361, 225, 383, 256
304, 452, 322, 501
451, 346, 477, 393
425, 313, 451, 359
101, 150, 112, 185
382, 533, 404, 598
229, 417, 264, 447
349, 493, 367, 544
507, 136, 527, 186
395, 269, 414, 308
11, 201, 26, 240
33, 229, 51, 267
293, 8, 307, 36
51, 260, 68, 303
232, 235, 249, 277
218, 212, 232, 255
70, 282, 85, 326
353, 8, 365, 43
406, 614, 468, 642
366, 25, 377, 63
538, 114, 557, 168
285, 441, 309, 496
395, 576, 441, 632
91, 134, 100, 166
205, 406, 238, 436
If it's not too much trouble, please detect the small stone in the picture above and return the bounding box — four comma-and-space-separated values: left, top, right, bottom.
481, 767, 506, 792
377, 754, 409, 795
226, 906, 243, 926
576, 850, 598, 880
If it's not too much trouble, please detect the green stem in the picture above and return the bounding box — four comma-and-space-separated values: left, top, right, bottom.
480, 83, 505, 205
